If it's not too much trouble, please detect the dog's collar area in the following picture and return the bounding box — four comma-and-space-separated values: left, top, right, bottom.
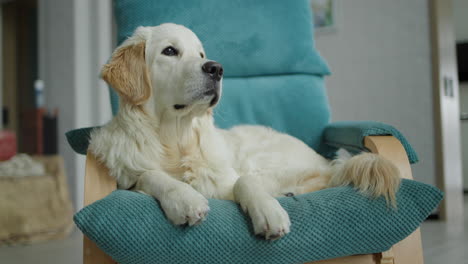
174, 104, 187, 110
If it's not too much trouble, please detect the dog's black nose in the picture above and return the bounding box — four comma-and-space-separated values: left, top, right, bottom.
202, 61, 223, 81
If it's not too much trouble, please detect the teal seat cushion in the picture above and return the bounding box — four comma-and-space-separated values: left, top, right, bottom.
114, 0, 330, 78
74, 179, 442, 264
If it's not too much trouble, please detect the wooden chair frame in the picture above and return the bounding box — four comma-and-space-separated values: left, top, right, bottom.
82, 136, 424, 264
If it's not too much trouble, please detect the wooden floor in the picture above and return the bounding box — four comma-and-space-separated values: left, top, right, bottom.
0, 196, 466, 264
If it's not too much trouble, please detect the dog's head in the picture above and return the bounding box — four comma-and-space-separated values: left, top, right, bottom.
101, 24, 222, 116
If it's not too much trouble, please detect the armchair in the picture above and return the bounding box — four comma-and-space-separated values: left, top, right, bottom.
66, 0, 437, 263
72, 136, 423, 264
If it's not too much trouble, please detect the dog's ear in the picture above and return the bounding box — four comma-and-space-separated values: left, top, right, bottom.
101, 42, 151, 105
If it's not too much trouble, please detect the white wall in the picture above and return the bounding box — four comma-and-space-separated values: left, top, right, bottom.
453, 0, 468, 190
315, 0, 435, 185
73, 0, 113, 210
453, 0, 468, 42
39, 0, 112, 211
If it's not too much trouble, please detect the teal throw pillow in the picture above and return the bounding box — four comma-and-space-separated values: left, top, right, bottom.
74, 179, 442, 264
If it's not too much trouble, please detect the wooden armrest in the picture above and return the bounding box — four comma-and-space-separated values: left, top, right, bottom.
364, 136, 413, 180
364, 136, 423, 264
83, 152, 117, 264
84, 152, 117, 206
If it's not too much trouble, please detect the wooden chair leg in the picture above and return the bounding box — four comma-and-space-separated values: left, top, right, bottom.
380, 248, 394, 264
84, 236, 116, 264
83, 152, 117, 264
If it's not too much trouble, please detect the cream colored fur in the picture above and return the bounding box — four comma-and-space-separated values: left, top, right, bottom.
89, 24, 401, 240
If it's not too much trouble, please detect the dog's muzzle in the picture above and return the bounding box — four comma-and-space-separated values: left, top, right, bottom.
202, 61, 223, 81
202, 61, 223, 106
207, 89, 219, 107
203, 84, 220, 107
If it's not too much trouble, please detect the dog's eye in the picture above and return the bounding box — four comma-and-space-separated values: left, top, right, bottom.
162, 46, 178, 56
174, 104, 186, 110
200, 53, 205, 58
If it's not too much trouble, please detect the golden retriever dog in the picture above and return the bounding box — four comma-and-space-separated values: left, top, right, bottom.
89, 24, 400, 240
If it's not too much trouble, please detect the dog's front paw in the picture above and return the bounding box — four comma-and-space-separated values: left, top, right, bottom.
243, 197, 291, 240
159, 185, 210, 226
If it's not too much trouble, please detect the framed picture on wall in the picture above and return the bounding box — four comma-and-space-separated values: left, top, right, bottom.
311, 0, 337, 33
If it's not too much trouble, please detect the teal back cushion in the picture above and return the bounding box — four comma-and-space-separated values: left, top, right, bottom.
114, 0, 329, 77
216, 75, 329, 149
111, 0, 331, 149
74, 179, 443, 264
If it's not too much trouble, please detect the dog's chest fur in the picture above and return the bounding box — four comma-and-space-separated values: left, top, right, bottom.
158, 116, 236, 199
160, 135, 204, 180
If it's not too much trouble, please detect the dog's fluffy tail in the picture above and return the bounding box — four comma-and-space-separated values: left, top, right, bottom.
328, 152, 401, 207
